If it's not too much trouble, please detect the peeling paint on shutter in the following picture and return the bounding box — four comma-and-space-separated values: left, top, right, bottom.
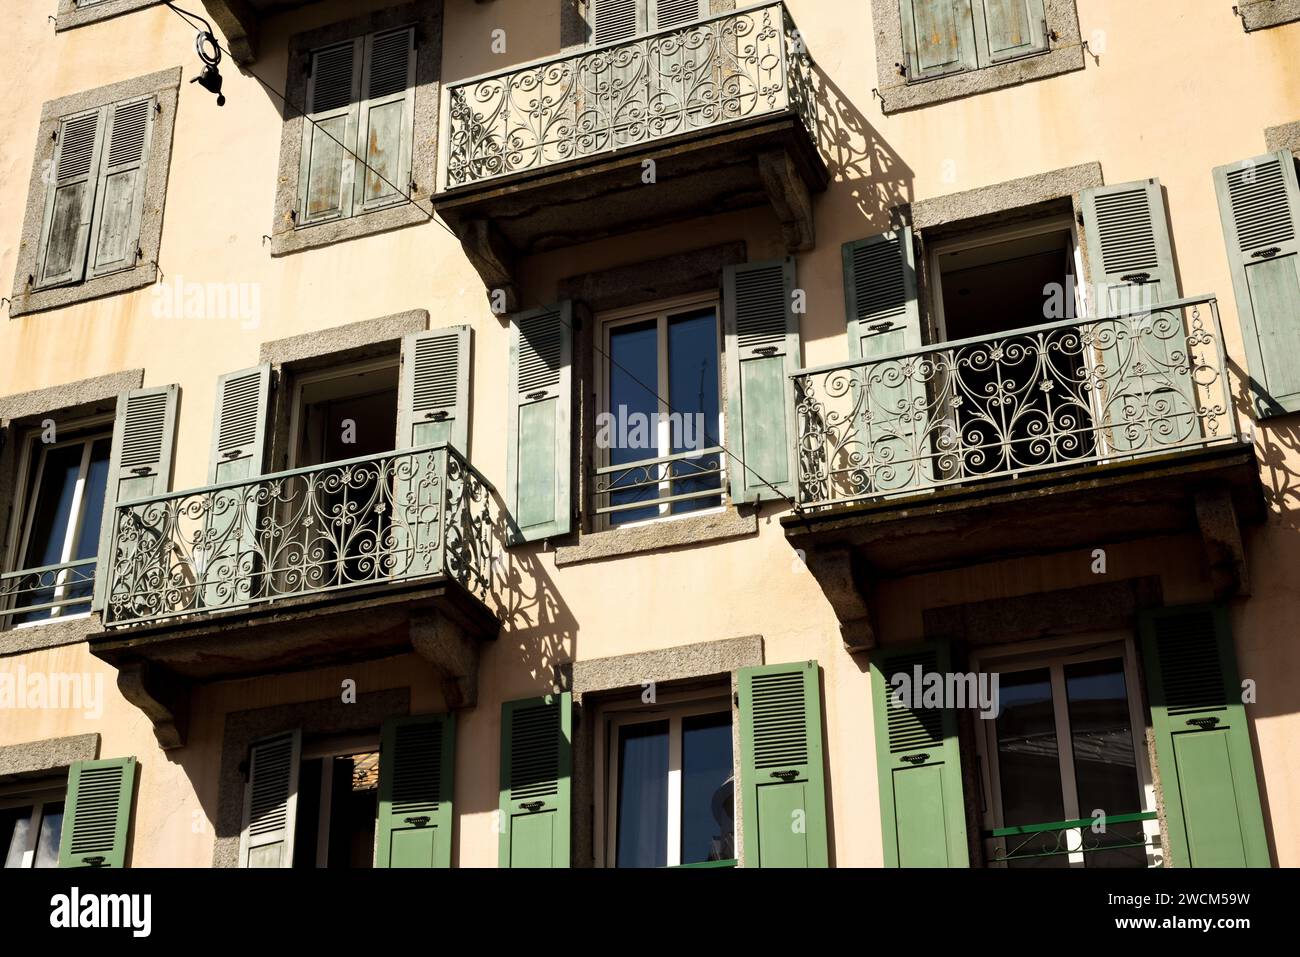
299, 38, 363, 225
87, 96, 154, 279
356, 26, 417, 213
900, 0, 978, 80
973, 0, 1047, 64
35, 107, 106, 288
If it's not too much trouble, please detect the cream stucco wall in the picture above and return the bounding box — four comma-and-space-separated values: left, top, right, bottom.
1, 0, 1298, 867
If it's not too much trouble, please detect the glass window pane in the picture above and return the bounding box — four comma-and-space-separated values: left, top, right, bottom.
34, 802, 63, 869
607, 321, 661, 526
14, 444, 85, 623
667, 310, 722, 515
1065, 658, 1147, 868
63, 437, 112, 613
681, 711, 734, 864
615, 720, 669, 868
2, 807, 33, 868
994, 668, 1067, 868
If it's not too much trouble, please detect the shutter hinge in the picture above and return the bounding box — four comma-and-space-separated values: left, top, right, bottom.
894, 61, 907, 78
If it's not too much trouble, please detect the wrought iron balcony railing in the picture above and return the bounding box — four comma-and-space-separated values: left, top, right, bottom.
984, 811, 1160, 866
104, 445, 499, 628
594, 446, 726, 525
794, 296, 1237, 509
439, 1, 818, 190
0, 557, 97, 627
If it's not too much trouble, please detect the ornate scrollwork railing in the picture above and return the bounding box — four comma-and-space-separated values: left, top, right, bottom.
104, 445, 500, 627
794, 296, 1237, 508
440, 2, 817, 189
0, 557, 97, 626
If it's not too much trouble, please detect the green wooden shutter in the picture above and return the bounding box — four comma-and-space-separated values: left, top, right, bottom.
1213, 151, 1300, 418
376, 714, 456, 868
900, 0, 978, 80
1139, 605, 1270, 867
870, 641, 969, 867
1082, 179, 1179, 315
723, 258, 801, 504
58, 757, 137, 868
592, 0, 646, 42
299, 38, 363, 225
843, 229, 922, 360
239, 730, 301, 868
355, 26, 416, 213
35, 107, 106, 289
209, 365, 272, 483
398, 327, 471, 455
499, 693, 572, 868
86, 96, 154, 279
507, 302, 573, 543
650, 0, 707, 30
738, 661, 828, 867
972, 0, 1047, 65
94, 384, 180, 612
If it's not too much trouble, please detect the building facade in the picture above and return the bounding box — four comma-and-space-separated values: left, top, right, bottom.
0, 0, 1298, 868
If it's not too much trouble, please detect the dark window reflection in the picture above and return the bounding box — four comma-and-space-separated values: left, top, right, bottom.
681, 712, 733, 863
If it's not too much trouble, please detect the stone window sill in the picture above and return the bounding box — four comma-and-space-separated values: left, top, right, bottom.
0, 613, 103, 657
1240, 0, 1300, 31
56, 0, 161, 32
879, 45, 1085, 114
554, 507, 758, 567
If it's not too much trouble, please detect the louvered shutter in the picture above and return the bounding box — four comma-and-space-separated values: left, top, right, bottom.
900, 0, 978, 80
239, 730, 301, 868
723, 258, 801, 504
58, 757, 137, 868
1214, 151, 1300, 418
738, 662, 828, 868
298, 38, 363, 225
972, 0, 1047, 65
499, 693, 572, 868
356, 26, 417, 213
843, 229, 922, 360
1081, 180, 1191, 453
650, 0, 707, 30
86, 96, 154, 279
209, 365, 272, 483
94, 384, 180, 612
591, 0, 646, 42
398, 327, 471, 455
35, 107, 106, 289
1139, 605, 1269, 867
870, 641, 969, 867
376, 714, 456, 868
507, 303, 573, 543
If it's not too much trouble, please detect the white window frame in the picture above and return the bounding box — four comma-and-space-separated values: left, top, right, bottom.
595, 292, 726, 531
300, 733, 381, 869
594, 688, 735, 868
2, 416, 114, 629
0, 783, 66, 869
286, 357, 400, 470
972, 632, 1161, 868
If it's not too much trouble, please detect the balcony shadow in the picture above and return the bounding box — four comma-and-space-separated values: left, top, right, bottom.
1228, 357, 1300, 530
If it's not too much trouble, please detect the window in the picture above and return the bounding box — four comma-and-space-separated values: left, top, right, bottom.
596, 298, 724, 528
1, 423, 112, 628
973, 638, 1160, 868
1, 786, 65, 869
292, 742, 380, 869
288, 359, 400, 469
598, 695, 736, 868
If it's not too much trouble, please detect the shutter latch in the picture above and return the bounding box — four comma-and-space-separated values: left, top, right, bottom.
1186, 716, 1221, 730
404, 815, 431, 827
1121, 273, 1152, 284
129, 467, 154, 477
519, 801, 545, 813
899, 753, 930, 765
525, 391, 549, 402
81, 856, 107, 867
769, 770, 799, 781
223, 449, 242, 460
867, 322, 895, 332
424, 410, 450, 421
1251, 247, 1282, 259
752, 346, 779, 357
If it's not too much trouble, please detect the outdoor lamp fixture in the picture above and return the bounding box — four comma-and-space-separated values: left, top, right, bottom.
169, 3, 226, 106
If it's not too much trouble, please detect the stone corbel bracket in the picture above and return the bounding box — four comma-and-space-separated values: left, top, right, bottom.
117, 661, 190, 751
1194, 484, 1250, 598
410, 610, 483, 710
802, 544, 876, 653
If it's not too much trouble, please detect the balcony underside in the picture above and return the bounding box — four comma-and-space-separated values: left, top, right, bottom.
435, 117, 827, 310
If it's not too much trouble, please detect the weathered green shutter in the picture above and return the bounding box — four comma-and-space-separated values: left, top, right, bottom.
592, 0, 646, 42
209, 365, 272, 483
507, 303, 573, 543
355, 26, 416, 213
900, 0, 978, 80
499, 693, 572, 868
299, 38, 363, 225
86, 96, 154, 279
376, 714, 456, 868
239, 730, 301, 868
843, 229, 922, 360
94, 384, 180, 611
723, 258, 801, 504
398, 327, 471, 454
58, 757, 137, 868
35, 107, 106, 288
650, 0, 707, 30
972, 0, 1047, 65
1139, 605, 1270, 867
870, 641, 969, 867
1213, 151, 1300, 418
1082, 179, 1179, 315
738, 662, 828, 867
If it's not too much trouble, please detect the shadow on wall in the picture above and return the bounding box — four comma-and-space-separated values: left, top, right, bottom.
1229, 358, 1300, 529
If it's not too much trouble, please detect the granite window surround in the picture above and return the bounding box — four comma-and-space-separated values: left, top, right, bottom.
871, 0, 1085, 114
1238, 0, 1300, 32
270, 2, 443, 256
8, 68, 181, 318
55, 0, 163, 32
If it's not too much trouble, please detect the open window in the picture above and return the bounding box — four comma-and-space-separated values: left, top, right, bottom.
288, 359, 400, 469
292, 737, 380, 869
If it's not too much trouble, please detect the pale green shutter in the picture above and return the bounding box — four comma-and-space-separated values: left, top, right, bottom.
398, 327, 471, 454
900, 0, 978, 80
58, 757, 137, 868
1139, 605, 1270, 867
507, 303, 573, 543
738, 661, 828, 867
592, 0, 646, 42
650, 0, 707, 30
299, 38, 363, 225
499, 693, 572, 868
843, 229, 922, 360
355, 26, 416, 213
723, 258, 801, 504
870, 641, 969, 867
35, 107, 106, 289
376, 714, 456, 868
94, 384, 180, 612
972, 0, 1047, 65
1082, 179, 1179, 315
86, 96, 155, 279
1213, 151, 1300, 418
209, 365, 272, 483
239, 730, 301, 868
